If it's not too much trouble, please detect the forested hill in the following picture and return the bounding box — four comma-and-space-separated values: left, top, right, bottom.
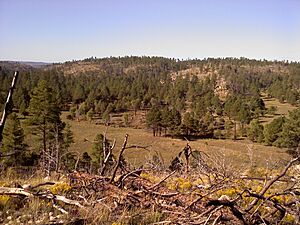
49, 57, 293, 82
47, 56, 300, 101
0, 56, 300, 150
1, 56, 299, 109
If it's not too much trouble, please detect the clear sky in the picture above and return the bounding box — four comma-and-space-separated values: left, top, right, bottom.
0, 0, 299, 62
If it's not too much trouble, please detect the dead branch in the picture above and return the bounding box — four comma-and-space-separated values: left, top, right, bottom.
103, 126, 108, 160
125, 145, 151, 150
117, 168, 145, 188
183, 143, 192, 172
40, 192, 84, 208
30, 181, 56, 190
53, 203, 69, 214
212, 214, 222, 225
150, 221, 172, 225
246, 156, 300, 212
110, 134, 129, 183
185, 186, 225, 210
239, 176, 290, 183
100, 138, 116, 175
150, 191, 179, 197
206, 198, 247, 225
149, 171, 176, 190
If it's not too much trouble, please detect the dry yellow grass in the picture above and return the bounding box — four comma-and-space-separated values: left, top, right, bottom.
261, 94, 297, 124
62, 112, 290, 169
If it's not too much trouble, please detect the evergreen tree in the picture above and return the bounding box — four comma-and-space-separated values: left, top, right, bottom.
91, 133, 113, 173
80, 152, 92, 172
168, 108, 182, 137
182, 112, 198, 136
87, 108, 94, 122
27, 80, 63, 173
280, 108, 300, 149
224, 120, 233, 139
62, 123, 74, 150
2, 113, 28, 166
247, 119, 264, 143
146, 106, 162, 136
264, 116, 285, 146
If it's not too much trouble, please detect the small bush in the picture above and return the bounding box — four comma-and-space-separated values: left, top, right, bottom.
49, 183, 71, 194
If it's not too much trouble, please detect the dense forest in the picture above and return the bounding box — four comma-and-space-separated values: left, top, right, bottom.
1, 57, 300, 168
1, 57, 300, 224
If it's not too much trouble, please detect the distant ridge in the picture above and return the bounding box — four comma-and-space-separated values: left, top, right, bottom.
15, 61, 52, 68
0, 61, 52, 69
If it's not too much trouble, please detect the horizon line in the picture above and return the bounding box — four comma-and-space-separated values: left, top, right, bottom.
1, 55, 299, 64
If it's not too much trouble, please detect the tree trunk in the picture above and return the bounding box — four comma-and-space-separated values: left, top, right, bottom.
233, 121, 237, 140
43, 120, 47, 174
55, 124, 60, 172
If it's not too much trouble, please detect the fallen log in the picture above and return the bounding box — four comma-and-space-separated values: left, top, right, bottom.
0, 187, 34, 197
0, 186, 84, 208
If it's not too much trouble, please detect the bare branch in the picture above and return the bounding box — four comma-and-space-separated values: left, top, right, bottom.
110, 134, 129, 183
246, 156, 300, 212
100, 138, 116, 175
125, 145, 151, 151
148, 171, 176, 190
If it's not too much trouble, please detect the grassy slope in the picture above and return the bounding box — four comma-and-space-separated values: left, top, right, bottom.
261, 94, 297, 124
62, 112, 290, 169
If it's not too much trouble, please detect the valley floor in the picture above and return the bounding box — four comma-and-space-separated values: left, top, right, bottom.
62, 112, 291, 170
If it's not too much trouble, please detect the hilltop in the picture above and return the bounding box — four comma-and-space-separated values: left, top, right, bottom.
43, 56, 299, 102
48, 56, 292, 77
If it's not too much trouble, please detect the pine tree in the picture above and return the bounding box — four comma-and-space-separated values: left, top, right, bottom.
280, 108, 300, 149
2, 113, 27, 166
247, 119, 264, 143
27, 80, 63, 174
146, 106, 162, 136
86, 108, 94, 122
182, 112, 198, 136
91, 133, 113, 173
264, 116, 285, 146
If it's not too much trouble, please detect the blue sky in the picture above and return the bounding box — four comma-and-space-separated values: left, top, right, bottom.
0, 0, 299, 62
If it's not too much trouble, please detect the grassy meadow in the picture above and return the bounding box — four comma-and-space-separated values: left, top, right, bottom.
62, 111, 291, 170
261, 93, 297, 124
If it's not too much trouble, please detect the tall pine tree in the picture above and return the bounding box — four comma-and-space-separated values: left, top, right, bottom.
27, 80, 63, 174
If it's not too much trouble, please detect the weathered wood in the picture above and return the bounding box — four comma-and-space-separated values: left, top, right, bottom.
0, 186, 84, 208
100, 138, 116, 176
0, 187, 34, 197
41, 193, 84, 208
110, 134, 128, 183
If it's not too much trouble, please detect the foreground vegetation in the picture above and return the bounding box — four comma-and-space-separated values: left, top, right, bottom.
0, 139, 299, 224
